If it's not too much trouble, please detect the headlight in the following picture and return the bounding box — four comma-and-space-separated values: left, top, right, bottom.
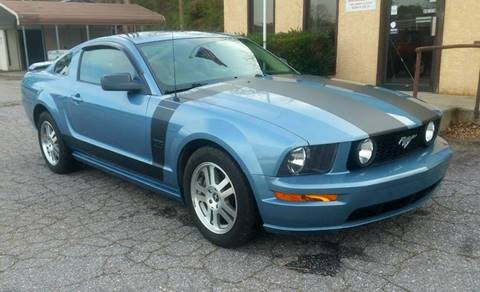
424, 121, 436, 144
357, 138, 375, 166
286, 147, 307, 175
278, 144, 338, 176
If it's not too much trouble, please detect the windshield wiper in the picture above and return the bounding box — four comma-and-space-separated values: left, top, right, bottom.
164, 82, 208, 94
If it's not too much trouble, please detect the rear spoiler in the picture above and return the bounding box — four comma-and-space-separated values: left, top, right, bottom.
28, 61, 53, 72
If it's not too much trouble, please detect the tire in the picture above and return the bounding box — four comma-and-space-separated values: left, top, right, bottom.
183, 146, 258, 247
37, 111, 75, 174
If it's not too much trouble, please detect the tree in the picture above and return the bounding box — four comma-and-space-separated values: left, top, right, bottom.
131, 0, 223, 31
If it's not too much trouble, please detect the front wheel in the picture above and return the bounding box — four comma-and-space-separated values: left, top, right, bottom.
183, 147, 258, 247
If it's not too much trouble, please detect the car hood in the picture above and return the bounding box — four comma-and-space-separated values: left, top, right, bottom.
177, 75, 441, 144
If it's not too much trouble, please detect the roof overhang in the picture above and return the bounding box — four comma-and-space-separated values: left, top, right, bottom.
0, 1, 165, 26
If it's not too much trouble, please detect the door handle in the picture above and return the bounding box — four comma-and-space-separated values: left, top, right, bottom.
71, 93, 83, 103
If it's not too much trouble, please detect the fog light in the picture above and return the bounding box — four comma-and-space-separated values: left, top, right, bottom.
425, 121, 436, 143
275, 192, 337, 202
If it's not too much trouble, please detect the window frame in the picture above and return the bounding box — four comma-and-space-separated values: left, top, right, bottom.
303, 0, 339, 35
76, 42, 151, 94
303, 0, 339, 75
248, 0, 276, 34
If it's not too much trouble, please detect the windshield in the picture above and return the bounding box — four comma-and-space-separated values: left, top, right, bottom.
139, 37, 297, 93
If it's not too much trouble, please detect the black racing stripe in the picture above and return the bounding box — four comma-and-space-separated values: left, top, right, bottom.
150, 84, 236, 180
151, 97, 180, 177
227, 78, 407, 135
323, 78, 439, 122
64, 136, 163, 180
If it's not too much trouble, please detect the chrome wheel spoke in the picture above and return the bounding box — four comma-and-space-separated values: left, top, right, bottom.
196, 194, 208, 204
218, 207, 234, 225
220, 202, 236, 219
216, 177, 229, 191
194, 182, 208, 195
201, 168, 210, 185
220, 186, 234, 199
208, 165, 216, 186
210, 209, 218, 227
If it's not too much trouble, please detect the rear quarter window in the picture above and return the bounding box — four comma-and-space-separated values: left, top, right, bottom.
53, 53, 72, 76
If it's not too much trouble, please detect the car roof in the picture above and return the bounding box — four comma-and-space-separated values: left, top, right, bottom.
117, 31, 237, 44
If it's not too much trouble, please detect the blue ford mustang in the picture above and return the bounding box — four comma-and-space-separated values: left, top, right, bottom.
22, 32, 452, 247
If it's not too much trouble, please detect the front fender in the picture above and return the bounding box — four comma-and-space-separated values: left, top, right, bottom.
162, 102, 307, 191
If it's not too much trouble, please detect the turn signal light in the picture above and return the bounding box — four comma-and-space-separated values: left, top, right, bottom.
274, 192, 337, 202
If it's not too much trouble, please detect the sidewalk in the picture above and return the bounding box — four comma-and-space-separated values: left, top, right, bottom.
410, 92, 477, 131
0, 71, 25, 80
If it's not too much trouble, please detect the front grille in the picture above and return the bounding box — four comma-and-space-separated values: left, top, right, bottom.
348, 119, 440, 169
346, 182, 439, 222
374, 127, 424, 163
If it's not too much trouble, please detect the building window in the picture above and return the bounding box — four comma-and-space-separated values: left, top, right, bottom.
305, 0, 338, 36
249, 0, 275, 34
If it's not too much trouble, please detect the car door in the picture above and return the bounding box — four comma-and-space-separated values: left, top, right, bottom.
65, 45, 151, 165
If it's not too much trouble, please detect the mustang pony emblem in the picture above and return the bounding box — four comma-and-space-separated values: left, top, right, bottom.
398, 134, 417, 149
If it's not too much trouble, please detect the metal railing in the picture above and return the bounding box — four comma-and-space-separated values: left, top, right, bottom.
412, 42, 480, 119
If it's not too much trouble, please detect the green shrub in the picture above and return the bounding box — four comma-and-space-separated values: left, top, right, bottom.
248, 30, 336, 76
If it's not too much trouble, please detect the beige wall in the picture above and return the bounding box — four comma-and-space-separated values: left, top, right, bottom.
223, 0, 248, 34
275, 0, 303, 33
439, 0, 480, 96
335, 0, 381, 85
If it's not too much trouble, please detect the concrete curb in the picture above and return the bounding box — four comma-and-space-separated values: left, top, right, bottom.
440, 108, 477, 132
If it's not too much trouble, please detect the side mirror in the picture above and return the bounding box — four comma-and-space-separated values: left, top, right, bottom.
101, 73, 144, 92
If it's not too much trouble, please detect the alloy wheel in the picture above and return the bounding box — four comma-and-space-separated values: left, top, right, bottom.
190, 162, 238, 234
40, 121, 60, 166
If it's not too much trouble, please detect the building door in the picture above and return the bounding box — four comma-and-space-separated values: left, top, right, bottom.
381, 0, 444, 91
18, 29, 46, 69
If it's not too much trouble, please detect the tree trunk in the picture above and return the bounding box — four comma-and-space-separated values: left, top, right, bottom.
178, 0, 184, 30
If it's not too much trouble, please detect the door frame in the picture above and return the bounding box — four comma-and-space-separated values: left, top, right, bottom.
376, 0, 446, 92
18, 27, 47, 70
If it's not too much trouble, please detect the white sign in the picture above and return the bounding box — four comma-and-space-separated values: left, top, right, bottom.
47, 50, 68, 61
391, 5, 398, 16
346, 0, 376, 12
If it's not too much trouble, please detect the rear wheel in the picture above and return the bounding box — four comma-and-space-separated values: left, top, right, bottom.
183, 146, 258, 247
37, 111, 75, 173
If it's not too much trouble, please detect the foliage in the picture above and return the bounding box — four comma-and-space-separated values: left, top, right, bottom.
132, 0, 223, 31
248, 30, 336, 76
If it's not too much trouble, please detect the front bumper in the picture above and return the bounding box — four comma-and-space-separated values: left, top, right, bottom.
252, 137, 452, 234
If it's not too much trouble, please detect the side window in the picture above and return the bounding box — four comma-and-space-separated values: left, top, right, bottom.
53, 53, 72, 76
79, 48, 138, 85
138, 41, 174, 88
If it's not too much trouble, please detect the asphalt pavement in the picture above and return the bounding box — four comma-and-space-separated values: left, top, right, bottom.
0, 78, 479, 291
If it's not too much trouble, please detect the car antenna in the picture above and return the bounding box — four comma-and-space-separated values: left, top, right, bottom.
171, 32, 179, 102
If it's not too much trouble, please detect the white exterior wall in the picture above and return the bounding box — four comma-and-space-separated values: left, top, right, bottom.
0, 30, 8, 70
6, 29, 22, 71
